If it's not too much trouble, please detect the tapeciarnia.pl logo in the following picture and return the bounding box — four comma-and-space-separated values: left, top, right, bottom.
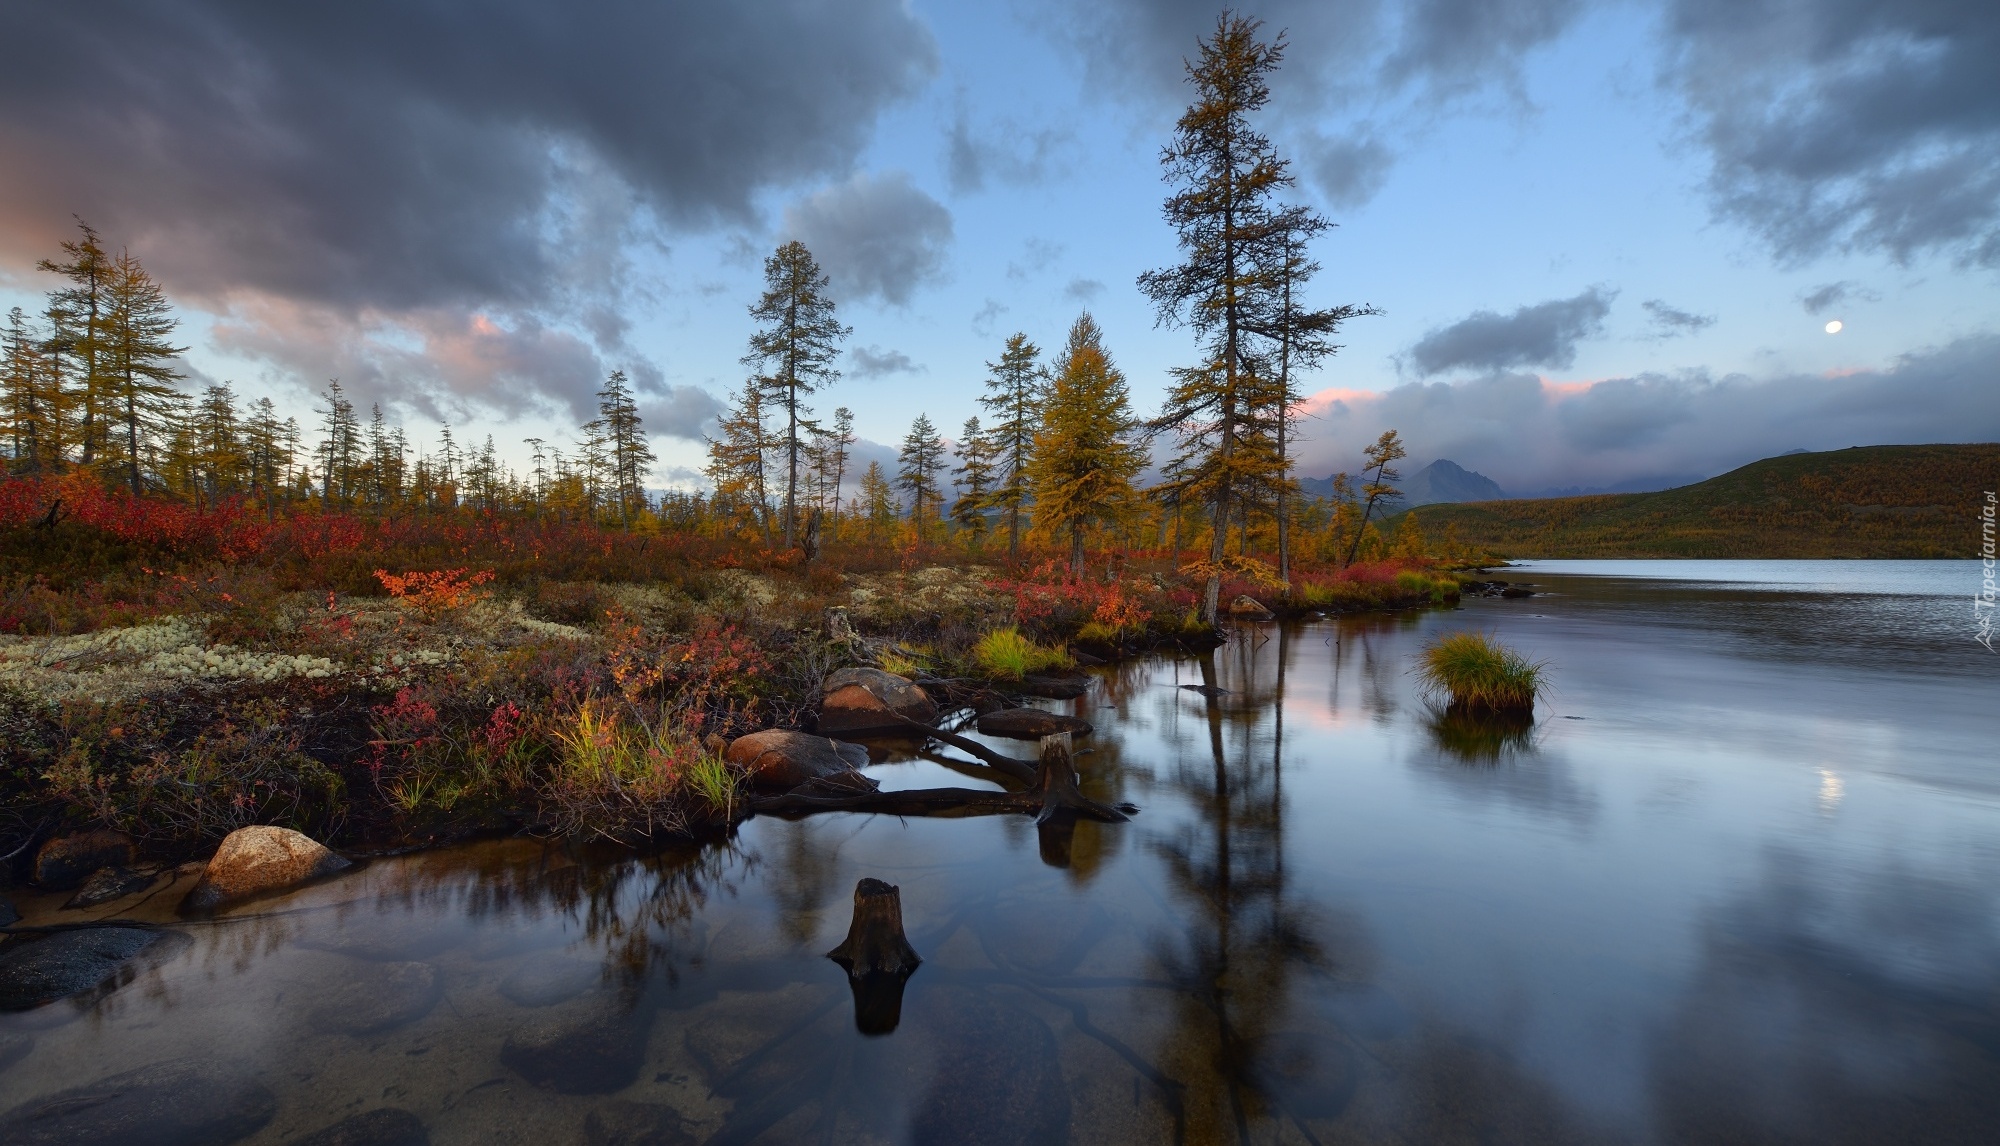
1978, 491, 1996, 653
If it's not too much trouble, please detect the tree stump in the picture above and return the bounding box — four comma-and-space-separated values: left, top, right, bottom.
826, 878, 921, 1035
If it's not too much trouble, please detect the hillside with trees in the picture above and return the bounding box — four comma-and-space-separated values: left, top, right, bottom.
1390, 444, 2000, 558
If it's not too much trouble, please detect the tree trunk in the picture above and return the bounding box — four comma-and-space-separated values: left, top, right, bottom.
826, 877, 920, 1035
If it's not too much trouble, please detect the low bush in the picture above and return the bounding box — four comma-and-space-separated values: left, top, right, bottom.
1415, 631, 1546, 714
971, 626, 1073, 680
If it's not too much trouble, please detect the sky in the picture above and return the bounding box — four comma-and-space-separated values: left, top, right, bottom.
1, 0, 1995, 496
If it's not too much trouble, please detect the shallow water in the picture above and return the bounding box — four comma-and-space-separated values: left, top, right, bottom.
4, 561, 1996, 1144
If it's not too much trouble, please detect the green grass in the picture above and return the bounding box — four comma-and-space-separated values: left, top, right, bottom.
1389, 443, 2000, 558
1415, 631, 1546, 714
972, 626, 1074, 680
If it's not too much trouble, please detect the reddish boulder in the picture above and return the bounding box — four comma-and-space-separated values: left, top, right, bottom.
179, 826, 353, 915
1228, 595, 1275, 621
976, 709, 1094, 741
32, 829, 134, 890
817, 668, 937, 735
726, 730, 875, 794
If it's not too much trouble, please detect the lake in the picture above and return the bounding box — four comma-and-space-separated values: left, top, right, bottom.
3, 560, 1995, 1144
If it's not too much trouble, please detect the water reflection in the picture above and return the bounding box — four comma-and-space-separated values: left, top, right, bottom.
4, 566, 1998, 1144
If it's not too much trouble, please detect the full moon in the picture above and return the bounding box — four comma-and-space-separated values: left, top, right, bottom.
1825, 320, 1844, 334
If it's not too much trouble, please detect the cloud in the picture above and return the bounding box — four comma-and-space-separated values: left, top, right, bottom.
1307, 130, 1396, 210
1064, 278, 1106, 302
947, 105, 1069, 195
1798, 281, 1880, 315
783, 171, 954, 307
637, 386, 728, 443
1006, 238, 1066, 282
1380, 0, 1587, 100
972, 298, 1010, 337
849, 345, 925, 379
1295, 332, 2000, 491
1664, 0, 2000, 268
1642, 299, 1717, 337
1408, 287, 1616, 375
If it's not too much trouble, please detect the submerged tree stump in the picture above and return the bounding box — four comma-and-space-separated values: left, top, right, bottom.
827, 878, 921, 1035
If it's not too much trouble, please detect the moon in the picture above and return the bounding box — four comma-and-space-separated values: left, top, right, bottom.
1824, 320, 1844, 334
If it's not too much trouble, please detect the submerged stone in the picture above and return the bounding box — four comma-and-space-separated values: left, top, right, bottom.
501, 995, 655, 1093
32, 830, 134, 891
0, 926, 173, 1011
908, 988, 1070, 1145
63, 866, 159, 910
499, 951, 603, 1007
294, 1107, 431, 1146
0, 1057, 276, 1145
584, 1100, 696, 1146
306, 960, 442, 1035
0, 1032, 32, 1072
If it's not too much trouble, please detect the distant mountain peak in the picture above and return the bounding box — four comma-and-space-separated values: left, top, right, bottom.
1297, 458, 1506, 506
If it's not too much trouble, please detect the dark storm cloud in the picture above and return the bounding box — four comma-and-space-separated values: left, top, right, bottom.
1408, 287, 1617, 375
0, 2, 938, 311
848, 346, 925, 379
1299, 332, 2000, 491
1642, 299, 1717, 336
1380, 0, 1587, 99
783, 172, 953, 307
1664, 0, 2000, 267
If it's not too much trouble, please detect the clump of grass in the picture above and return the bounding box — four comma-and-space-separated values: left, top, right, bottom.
972, 626, 1073, 680
1415, 631, 1546, 714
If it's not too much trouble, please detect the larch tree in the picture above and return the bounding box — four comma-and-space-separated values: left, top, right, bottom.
977, 333, 1044, 562
101, 250, 185, 495
317, 382, 361, 504
3, 307, 58, 472
1026, 313, 1146, 580
857, 460, 899, 542
706, 377, 774, 543
951, 416, 999, 544
744, 241, 848, 550
1139, 13, 1294, 624
897, 413, 947, 542
37, 220, 111, 466
1345, 429, 1407, 567
593, 371, 654, 526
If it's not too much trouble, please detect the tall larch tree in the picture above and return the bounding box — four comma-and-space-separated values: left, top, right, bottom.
1345, 429, 1406, 567
951, 416, 999, 544
857, 460, 899, 542
593, 371, 653, 526
706, 377, 774, 543
744, 241, 848, 550
1139, 13, 1294, 624
101, 251, 185, 494
3, 307, 58, 472
897, 413, 947, 541
978, 333, 1044, 562
1026, 313, 1146, 579
38, 220, 112, 467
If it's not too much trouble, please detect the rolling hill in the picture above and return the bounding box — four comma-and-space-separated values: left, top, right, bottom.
1388, 444, 2000, 558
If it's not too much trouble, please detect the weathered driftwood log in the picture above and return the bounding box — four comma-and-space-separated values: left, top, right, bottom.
747, 728, 1133, 824
827, 878, 921, 1035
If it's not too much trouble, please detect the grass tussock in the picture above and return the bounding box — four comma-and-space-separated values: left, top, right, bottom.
971, 626, 1074, 680
1416, 631, 1546, 714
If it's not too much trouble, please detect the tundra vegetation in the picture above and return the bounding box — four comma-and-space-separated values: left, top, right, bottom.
0, 16, 1475, 862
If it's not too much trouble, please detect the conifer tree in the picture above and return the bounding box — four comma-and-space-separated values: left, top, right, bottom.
978, 333, 1043, 561
951, 416, 998, 543
824, 406, 855, 532
897, 414, 947, 542
244, 397, 285, 518
1345, 429, 1406, 566
593, 371, 653, 526
316, 382, 361, 504
744, 241, 848, 550
194, 382, 241, 500
706, 377, 774, 542
1026, 314, 1146, 579
1139, 14, 1294, 623
857, 460, 899, 542
2, 307, 58, 472
37, 220, 112, 466
101, 251, 185, 494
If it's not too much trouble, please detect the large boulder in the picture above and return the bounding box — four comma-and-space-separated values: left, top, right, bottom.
179, 826, 352, 915
501, 996, 656, 1094
0, 1058, 276, 1145
294, 1107, 430, 1146
817, 668, 937, 735
499, 951, 602, 1007
0, 926, 179, 1011
306, 960, 442, 1035
32, 830, 133, 890
726, 730, 875, 795
976, 709, 1093, 741
1228, 595, 1275, 621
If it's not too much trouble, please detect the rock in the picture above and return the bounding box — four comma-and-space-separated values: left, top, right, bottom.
584, 1101, 695, 1146
63, 866, 158, 910
294, 1108, 431, 1146
307, 961, 442, 1035
816, 668, 937, 735
909, 989, 1070, 1146
1019, 675, 1089, 700
0, 926, 174, 1011
179, 825, 352, 914
499, 951, 602, 1007
0, 1057, 276, 1145
726, 730, 875, 795
0, 1032, 32, 1073
501, 996, 655, 1094
32, 830, 134, 890
1228, 594, 1275, 621
976, 709, 1093, 740
0, 896, 17, 927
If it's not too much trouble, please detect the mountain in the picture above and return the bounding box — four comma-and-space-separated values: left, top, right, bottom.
1299, 458, 1504, 506
1389, 443, 2000, 559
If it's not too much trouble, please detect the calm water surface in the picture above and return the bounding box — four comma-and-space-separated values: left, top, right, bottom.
4, 560, 1995, 1144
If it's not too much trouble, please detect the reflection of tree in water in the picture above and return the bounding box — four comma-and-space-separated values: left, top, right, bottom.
1149, 628, 1358, 1140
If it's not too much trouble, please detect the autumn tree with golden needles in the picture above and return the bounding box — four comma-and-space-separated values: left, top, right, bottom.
101, 251, 185, 495
1139, 13, 1295, 624
1346, 429, 1407, 566
978, 332, 1044, 562
1027, 313, 1146, 580
951, 415, 998, 544
897, 413, 948, 541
